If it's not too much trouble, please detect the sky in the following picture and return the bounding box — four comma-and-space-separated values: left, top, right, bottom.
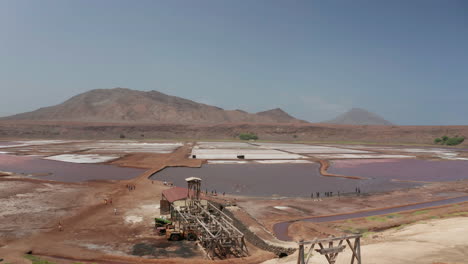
1, 0, 467, 125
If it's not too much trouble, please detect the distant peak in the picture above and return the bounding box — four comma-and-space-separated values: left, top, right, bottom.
348, 107, 370, 112
259, 108, 286, 113
324, 107, 394, 126
255, 108, 305, 123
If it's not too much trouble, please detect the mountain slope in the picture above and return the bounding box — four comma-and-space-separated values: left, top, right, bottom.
3, 88, 304, 124
324, 108, 394, 125
256, 108, 306, 123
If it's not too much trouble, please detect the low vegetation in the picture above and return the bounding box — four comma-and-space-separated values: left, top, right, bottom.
434, 135, 465, 146
24, 255, 56, 264
24, 255, 94, 264
412, 209, 430, 215
238, 133, 258, 140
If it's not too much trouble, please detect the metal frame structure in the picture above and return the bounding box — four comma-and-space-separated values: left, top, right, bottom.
297, 235, 362, 264
168, 177, 248, 259
170, 200, 248, 259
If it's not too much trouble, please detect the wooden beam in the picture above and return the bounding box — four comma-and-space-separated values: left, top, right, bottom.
315, 245, 346, 254
300, 234, 361, 245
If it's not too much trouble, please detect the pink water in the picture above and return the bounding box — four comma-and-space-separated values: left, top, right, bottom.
0, 154, 145, 182
330, 159, 468, 182
152, 164, 420, 197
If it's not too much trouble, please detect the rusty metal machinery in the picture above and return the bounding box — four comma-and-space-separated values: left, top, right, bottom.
168, 177, 248, 259
170, 201, 248, 259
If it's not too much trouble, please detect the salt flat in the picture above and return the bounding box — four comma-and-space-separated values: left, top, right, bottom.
255, 160, 313, 164
254, 143, 372, 154
196, 141, 257, 149
325, 145, 468, 160
207, 160, 250, 164
82, 142, 183, 154
0, 140, 75, 149
310, 154, 414, 159
44, 154, 120, 163
191, 148, 305, 160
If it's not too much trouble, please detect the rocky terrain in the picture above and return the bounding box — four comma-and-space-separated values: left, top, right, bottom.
2, 88, 304, 124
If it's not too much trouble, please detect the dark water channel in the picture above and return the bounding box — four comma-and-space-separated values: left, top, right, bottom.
0, 154, 145, 182
151, 163, 420, 197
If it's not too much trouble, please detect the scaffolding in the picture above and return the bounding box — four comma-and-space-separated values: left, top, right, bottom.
169, 177, 248, 259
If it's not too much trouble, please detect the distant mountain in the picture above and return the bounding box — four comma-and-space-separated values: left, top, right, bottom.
324, 108, 394, 125
256, 108, 306, 123
3, 88, 304, 124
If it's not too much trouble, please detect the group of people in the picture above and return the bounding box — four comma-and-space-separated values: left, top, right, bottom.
310, 192, 337, 199
311, 191, 337, 198
205, 189, 226, 196
126, 184, 136, 191
311, 187, 363, 200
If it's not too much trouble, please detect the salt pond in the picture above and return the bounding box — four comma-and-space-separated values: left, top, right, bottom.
330, 159, 468, 182
0, 154, 145, 182
151, 164, 420, 197
44, 154, 120, 163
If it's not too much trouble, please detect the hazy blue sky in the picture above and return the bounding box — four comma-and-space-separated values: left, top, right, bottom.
1, 0, 467, 125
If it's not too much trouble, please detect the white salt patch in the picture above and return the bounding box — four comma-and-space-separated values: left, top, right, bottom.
82, 142, 183, 154
255, 160, 313, 164
197, 142, 255, 149
125, 215, 143, 224
208, 160, 250, 164
1, 140, 74, 149
312, 154, 414, 159
273, 206, 291, 210
44, 154, 119, 163
191, 148, 305, 160
255, 143, 372, 154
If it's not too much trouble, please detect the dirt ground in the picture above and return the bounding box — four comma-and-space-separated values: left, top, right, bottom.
262, 217, 468, 264
0, 120, 467, 146
0, 179, 92, 243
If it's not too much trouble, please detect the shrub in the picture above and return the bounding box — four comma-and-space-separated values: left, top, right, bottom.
446, 136, 464, 146
120, 134, 126, 139
239, 133, 258, 140
434, 136, 464, 146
